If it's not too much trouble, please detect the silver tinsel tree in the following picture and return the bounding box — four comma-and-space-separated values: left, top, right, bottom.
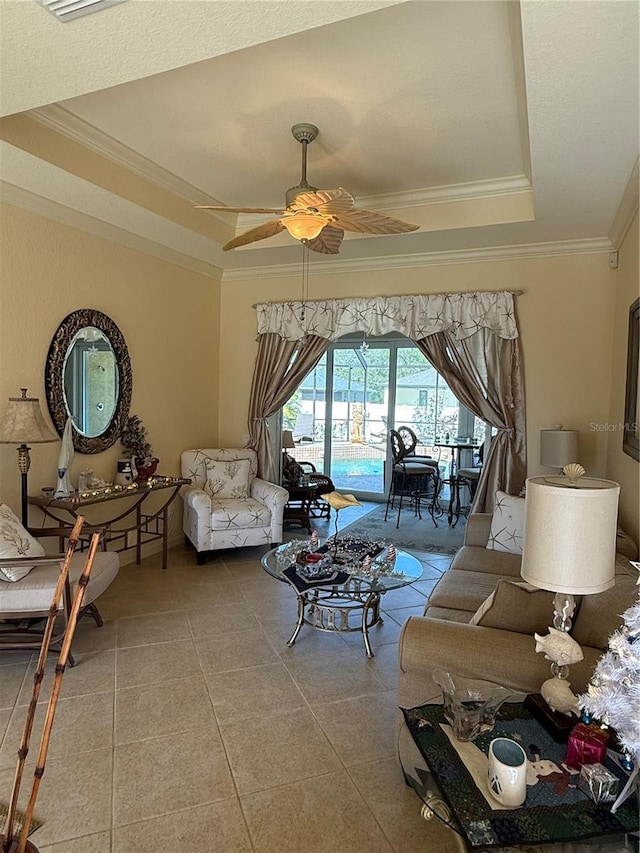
578, 593, 640, 763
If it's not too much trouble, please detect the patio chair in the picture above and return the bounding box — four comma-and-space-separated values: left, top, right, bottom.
385, 430, 440, 528
292, 413, 315, 443
282, 452, 335, 519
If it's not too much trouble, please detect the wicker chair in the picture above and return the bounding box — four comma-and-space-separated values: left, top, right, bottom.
282, 453, 335, 519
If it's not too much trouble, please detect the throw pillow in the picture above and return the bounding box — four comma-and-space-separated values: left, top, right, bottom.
469, 580, 558, 634
203, 458, 251, 500
486, 491, 525, 555
0, 503, 46, 582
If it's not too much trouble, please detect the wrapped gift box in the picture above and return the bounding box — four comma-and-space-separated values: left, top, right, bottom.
565, 722, 608, 769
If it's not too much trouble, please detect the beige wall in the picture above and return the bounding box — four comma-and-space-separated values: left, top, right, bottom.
219, 251, 619, 478
2, 200, 636, 558
0, 203, 220, 554
606, 209, 640, 544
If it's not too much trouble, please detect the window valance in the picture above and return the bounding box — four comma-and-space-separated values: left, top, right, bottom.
255, 292, 518, 342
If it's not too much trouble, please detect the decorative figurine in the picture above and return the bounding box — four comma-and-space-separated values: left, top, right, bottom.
534, 627, 584, 667
54, 417, 75, 498
541, 676, 580, 716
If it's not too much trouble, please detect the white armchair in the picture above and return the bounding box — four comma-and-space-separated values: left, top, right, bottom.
181, 448, 288, 565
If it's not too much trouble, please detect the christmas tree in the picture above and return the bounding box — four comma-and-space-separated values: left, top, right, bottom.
577, 569, 640, 811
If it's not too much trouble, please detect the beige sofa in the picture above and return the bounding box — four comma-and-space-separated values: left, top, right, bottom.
398, 512, 638, 730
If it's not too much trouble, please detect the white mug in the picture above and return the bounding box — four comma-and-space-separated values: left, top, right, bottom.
488, 737, 528, 807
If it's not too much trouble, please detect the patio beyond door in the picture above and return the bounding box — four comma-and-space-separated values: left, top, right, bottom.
282, 338, 475, 500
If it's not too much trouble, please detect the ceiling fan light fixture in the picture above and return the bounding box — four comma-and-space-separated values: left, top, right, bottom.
282, 212, 328, 241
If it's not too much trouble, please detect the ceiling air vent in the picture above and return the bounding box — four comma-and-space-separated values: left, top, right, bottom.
39, 0, 127, 23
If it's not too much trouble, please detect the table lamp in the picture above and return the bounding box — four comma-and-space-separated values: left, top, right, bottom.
540, 426, 579, 469
0, 389, 59, 526
282, 430, 296, 452
521, 471, 619, 718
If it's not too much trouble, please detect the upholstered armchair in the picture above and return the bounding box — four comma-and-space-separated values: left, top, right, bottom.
181, 448, 288, 565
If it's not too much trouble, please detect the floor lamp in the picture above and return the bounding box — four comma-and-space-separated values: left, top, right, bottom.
521, 472, 619, 721
0, 389, 58, 526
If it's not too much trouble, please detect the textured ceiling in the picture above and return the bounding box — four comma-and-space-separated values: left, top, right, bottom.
0, 0, 638, 276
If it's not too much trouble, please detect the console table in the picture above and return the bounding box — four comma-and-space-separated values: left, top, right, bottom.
29, 476, 190, 570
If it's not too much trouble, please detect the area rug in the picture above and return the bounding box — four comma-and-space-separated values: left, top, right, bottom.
340, 502, 464, 556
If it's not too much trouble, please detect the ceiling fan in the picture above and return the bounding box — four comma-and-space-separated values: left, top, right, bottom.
196, 123, 419, 254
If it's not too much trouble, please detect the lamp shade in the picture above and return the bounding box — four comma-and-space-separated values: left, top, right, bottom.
282, 213, 328, 241
0, 389, 58, 444
521, 476, 619, 596
540, 428, 579, 468
282, 429, 296, 450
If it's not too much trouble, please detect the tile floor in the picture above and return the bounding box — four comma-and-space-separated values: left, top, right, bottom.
0, 505, 462, 852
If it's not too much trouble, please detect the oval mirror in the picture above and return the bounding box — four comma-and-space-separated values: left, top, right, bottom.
45, 309, 132, 453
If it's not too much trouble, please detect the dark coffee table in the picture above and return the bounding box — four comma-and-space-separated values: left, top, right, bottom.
401, 701, 637, 851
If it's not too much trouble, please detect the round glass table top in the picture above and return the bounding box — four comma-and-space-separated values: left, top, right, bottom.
262, 541, 423, 591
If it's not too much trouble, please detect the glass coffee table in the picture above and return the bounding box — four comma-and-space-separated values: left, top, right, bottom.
261, 541, 422, 657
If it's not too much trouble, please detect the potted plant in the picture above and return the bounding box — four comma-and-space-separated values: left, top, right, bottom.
120, 415, 159, 478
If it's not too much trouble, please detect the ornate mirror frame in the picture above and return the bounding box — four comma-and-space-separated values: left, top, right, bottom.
45, 309, 132, 454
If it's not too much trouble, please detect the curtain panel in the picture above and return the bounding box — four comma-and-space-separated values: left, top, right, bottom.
416, 330, 526, 514
248, 333, 329, 481
250, 291, 526, 508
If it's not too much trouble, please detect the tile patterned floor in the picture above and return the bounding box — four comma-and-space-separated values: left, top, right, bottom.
0, 509, 460, 852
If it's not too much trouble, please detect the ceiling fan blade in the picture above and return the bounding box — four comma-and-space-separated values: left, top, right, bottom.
290, 188, 355, 215
222, 219, 286, 251
333, 208, 419, 235
196, 205, 286, 214
306, 225, 344, 255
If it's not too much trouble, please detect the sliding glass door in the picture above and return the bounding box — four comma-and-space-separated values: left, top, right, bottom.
282, 335, 483, 500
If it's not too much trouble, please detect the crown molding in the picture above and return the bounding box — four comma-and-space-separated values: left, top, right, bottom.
28, 106, 531, 227
356, 175, 532, 209
238, 175, 532, 229
609, 157, 639, 248
1, 173, 611, 283
29, 104, 234, 222
223, 237, 613, 281
1, 181, 223, 280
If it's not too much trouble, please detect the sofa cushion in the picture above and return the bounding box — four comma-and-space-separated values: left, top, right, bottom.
428, 569, 520, 614
210, 498, 271, 530
203, 458, 251, 500
486, 491, 525, 555
423, 604, 474, 623
572, 560, 638, 650
469, 580, 557, 634
450, 544, 522, 577
0, 550, 119, 615
0, 504, 46, 582
616, 526, 638, 560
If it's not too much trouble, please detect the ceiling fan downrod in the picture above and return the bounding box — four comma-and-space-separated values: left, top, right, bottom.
287, 123, 319, 205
